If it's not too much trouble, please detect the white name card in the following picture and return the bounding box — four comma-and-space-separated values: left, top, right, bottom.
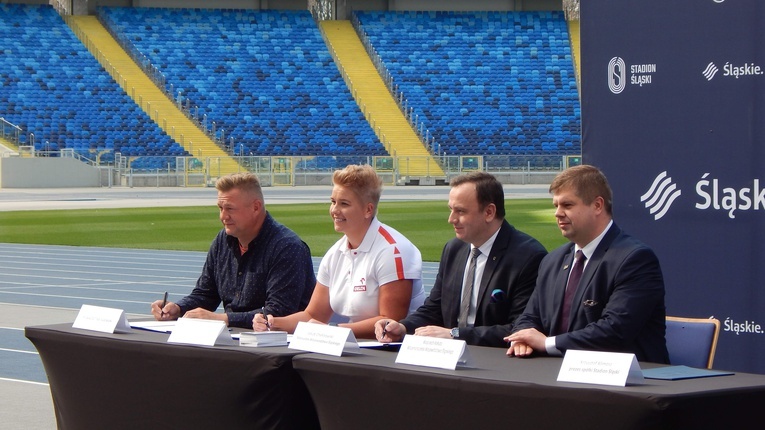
557, 349, 645, 386
72, 304, 131, 334
167, 318, 235, 346
288, 321, 360, 356
395, 335, 473, 370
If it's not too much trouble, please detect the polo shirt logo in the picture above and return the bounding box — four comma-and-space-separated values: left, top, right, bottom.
354, 278, 366, 292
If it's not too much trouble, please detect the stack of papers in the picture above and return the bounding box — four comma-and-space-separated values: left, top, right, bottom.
239, 331, 288, 347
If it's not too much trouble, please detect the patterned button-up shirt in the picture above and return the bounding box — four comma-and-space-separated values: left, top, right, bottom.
176, 213, 315, 328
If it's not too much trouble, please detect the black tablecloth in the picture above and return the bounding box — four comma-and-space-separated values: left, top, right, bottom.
292, 345, 765, 430
27, 323, 765, 430
25, 323, 319, 430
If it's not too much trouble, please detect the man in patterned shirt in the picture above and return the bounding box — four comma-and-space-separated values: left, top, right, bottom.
151, 172, 315, 328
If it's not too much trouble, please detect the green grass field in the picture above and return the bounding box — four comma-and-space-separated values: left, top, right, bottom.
0, 199, 566, 262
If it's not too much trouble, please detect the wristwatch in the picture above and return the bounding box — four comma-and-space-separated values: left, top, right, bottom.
450, 327, 459, 339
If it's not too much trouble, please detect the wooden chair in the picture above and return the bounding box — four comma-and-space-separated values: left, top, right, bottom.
665, 316, 721, 369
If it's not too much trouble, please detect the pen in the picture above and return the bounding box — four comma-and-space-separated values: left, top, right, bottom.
261, 307, 271, 331
382, 321, 389, 339
160, 291, 168, 317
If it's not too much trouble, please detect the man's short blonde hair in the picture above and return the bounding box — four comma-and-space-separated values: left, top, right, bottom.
215, 172, 264, 201
550, 165, 613, 215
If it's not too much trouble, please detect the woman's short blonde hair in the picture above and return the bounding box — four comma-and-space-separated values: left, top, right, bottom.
332, 164, 383, 208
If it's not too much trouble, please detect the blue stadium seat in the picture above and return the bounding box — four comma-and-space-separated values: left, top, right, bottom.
3, 5, 580, 163
355, 10, 580, 156
0, 3, 185, 164
98, 7, 386, 157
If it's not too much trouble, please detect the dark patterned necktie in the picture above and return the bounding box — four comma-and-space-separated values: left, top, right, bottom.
557, 250, 586, 334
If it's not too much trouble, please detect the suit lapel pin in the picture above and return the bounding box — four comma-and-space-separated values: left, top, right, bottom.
563, 264, 570, 270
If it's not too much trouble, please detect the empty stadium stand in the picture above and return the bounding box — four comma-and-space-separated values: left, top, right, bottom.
1, 4, 581, 180
97, 7, 385, 163
354, 10, 581, 169
66, 14, 242, 175
319, 19, 444, 178
0, 3, 187, 170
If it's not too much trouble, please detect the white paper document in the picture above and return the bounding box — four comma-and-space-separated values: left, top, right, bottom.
129, 320, 176, 333
358, 341, 403, 349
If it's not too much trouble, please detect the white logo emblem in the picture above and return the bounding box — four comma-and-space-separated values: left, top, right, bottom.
641, 171, 682, 220
608, 57, 626, 94
702, 62, 719, 81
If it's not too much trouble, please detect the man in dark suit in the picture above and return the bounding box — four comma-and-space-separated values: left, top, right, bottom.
375, 172, 547, 347
505, 165, 669, 363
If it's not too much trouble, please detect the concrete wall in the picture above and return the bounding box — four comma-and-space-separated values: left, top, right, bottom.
0, 157, 100, 188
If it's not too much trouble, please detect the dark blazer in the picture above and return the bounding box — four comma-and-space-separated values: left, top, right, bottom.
513, 223, 669, 363
400, 220, 547, 347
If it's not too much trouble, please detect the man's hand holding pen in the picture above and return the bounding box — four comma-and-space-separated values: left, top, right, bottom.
160, 291, 168, 318
151, 293, 181, 321
252, 308, 272, 332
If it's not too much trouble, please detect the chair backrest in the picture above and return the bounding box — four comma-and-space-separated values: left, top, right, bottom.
665, 316, 721, 369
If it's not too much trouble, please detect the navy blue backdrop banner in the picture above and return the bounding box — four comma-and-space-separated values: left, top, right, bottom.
581, 0, 765, 374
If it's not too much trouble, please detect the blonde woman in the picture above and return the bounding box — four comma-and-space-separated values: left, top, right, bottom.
253, 164, 424, 339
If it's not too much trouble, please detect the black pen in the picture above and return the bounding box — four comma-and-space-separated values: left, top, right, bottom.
261, 307, 271, 331
160, 291, 168, 317
382, 321, 389, 340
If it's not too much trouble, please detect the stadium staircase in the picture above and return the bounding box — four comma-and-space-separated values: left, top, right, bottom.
0, 139, 18, 155
64, 15, 242, 175
319, 20, 445, 179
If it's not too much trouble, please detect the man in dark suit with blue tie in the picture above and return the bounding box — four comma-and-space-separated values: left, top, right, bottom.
505, 165, 669, 363
375, 172, 547, 347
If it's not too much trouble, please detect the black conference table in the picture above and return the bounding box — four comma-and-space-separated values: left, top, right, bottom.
26, 322, 765, 430
291, 345, 765, 430
25, 323, 319, 430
